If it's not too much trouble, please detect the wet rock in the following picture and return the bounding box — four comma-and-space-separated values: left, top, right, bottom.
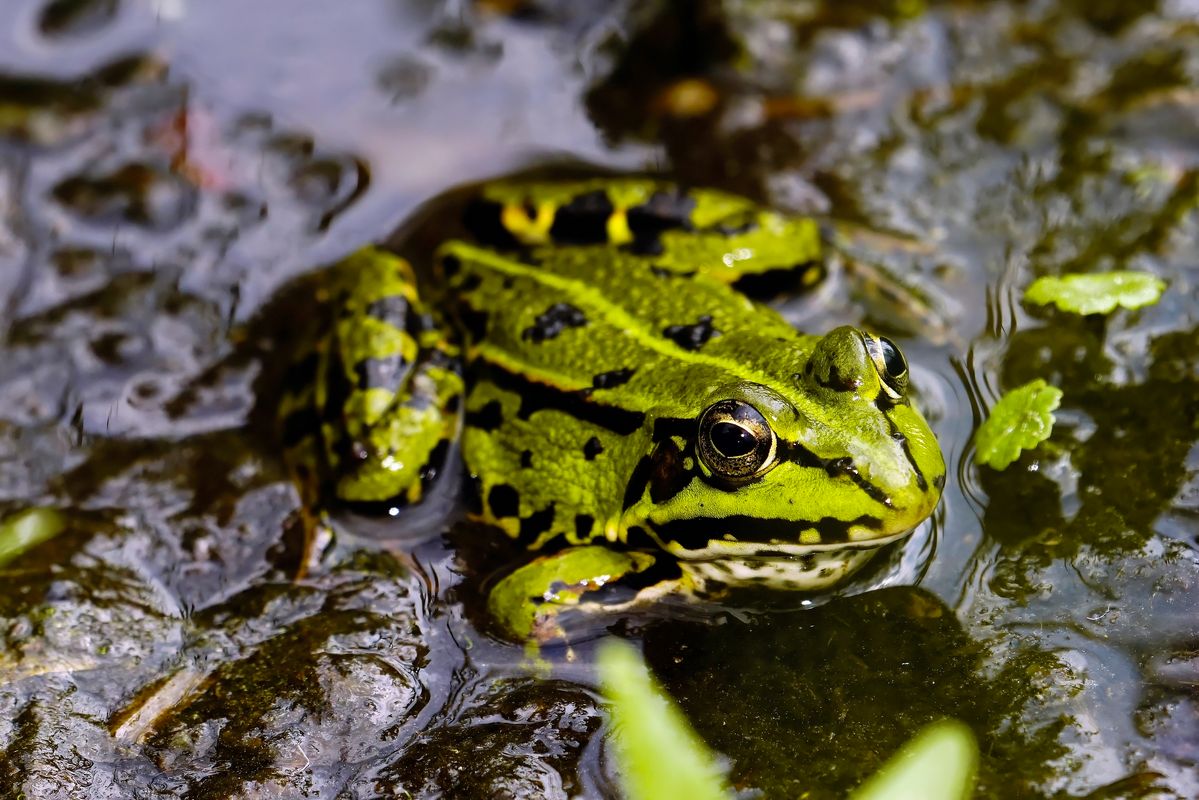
0, 54, 165, 146
376, 55, 435, 104
368, 679, 608, 799
287, 154, 369, 231
144, 575, 430, 796
52, 163, 198, 231
38, 0, 121, 39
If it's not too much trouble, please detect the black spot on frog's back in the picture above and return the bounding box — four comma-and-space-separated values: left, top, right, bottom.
522, 303, 587, 343
627, 191, 695, 237
488, 483, 520, 518
549, 190, 613, 244
663, 315, 719, 351
625, 190, 697, 255
583, 436, 604, 460
463, 200, 520, 249
732, 261, 825, 300
574, 513, 595, 539
591, 368, 635, 390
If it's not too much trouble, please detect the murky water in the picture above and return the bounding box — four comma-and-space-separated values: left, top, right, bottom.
0, 1, 1196, 797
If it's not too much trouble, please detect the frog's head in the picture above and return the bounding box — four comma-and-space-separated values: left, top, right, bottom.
634, 326, 944, 591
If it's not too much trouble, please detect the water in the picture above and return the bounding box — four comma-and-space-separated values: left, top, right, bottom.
0, 1, 1196, 797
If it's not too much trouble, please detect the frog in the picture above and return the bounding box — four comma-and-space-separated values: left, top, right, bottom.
279, 177, 946, 642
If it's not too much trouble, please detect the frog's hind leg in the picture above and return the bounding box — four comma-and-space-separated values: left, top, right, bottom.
281, 247, 465, 569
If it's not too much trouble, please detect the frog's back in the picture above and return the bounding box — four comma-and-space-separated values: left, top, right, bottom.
435, 237, 828, 548
439, 241, 820, 419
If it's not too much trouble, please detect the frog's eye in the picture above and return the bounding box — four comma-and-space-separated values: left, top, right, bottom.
697, 399, 778, 481
863, 333, 909, 401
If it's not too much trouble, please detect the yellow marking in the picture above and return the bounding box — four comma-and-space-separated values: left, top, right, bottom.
535, 203, 557, 235
500, 204, 533, 242
802, 265, 824, 287
501, 203, 551, 245
606, 208, 633, 245
799, 530, 822, 544
498, 205, 546, 245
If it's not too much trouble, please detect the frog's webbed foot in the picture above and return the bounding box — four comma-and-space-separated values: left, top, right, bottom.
487, 546, 694, 644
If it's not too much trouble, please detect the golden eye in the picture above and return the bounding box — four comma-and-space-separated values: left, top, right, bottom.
863, 333, 909, 401
697, 399, 777, 481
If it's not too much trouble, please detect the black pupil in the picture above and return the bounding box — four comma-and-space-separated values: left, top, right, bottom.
880, 337, 905, 377
711, 421, 757, 458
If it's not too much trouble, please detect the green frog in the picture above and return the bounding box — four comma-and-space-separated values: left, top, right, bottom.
280, 178, 945, 641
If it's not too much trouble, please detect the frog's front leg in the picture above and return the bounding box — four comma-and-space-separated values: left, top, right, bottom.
487, 546, 692, 643
282, 247, 464, 566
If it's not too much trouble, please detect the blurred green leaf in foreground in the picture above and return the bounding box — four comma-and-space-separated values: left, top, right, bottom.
599, 639, 730, 800
0, 507, 65, 568
849, 720, 977, 800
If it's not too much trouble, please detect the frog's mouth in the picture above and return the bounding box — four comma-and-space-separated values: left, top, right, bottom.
651, 527, 916, 591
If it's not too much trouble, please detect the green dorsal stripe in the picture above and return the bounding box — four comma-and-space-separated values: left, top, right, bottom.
447, 242, 789, 402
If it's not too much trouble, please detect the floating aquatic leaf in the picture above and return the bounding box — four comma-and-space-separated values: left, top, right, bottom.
0, 508, 65, 568
598, 640, 731, 800
975, 380, 1063, 470
850, 720, 978, 800
1025, 271, 1165, 315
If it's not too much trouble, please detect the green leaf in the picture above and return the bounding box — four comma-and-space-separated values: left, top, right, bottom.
1025, 271, 1165, 315
849, 720, 978, 800
598, 640, 731, 800
0, 508, 65, 568
974, 379, 1063, 470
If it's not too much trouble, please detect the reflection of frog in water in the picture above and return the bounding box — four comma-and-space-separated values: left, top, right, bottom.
280, 179, 944, 640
